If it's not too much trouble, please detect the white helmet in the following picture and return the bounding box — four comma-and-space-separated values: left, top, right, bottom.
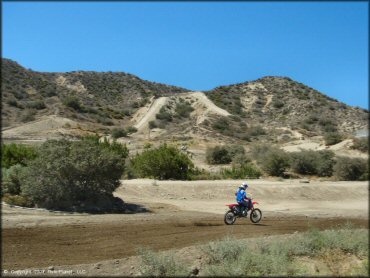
241, 182, 248, 189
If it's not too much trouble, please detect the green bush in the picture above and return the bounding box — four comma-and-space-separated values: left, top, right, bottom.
127, 126, 138, 134
315, 150, 336, 177
290, 150, 335, 176
111, 128, 127, 139
156, 107, 173, 122
149, 120, 157, 129
212, 117, 230, 132
26, 100, 46, 110
225, 145, 245, 159
333, 157, 368, 181
319, 118, 337, 132
206, 146, 232, 164
351, 138, 368, 153
130, 144, 194, 180
63, 95, 83, 111
19, 138, 128, 209
253, 146, 290, 177
324, 132, 342, 146
246, 126, 266, 137
221, 163, 262, 179
272, 99, 284, 108
261, 150, 290, 176
1, 143, 37, 168
174, 102, 194, 118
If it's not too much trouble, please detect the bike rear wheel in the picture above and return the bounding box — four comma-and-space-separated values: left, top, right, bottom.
224, 210, 236, 225
250, 208, 262, 223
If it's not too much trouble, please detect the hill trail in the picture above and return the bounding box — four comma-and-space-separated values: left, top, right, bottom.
189, 91, 230, 117
132, 96, 169, 132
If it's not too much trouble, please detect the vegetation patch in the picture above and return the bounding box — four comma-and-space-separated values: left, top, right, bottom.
138, 226, 368, 277
130, 144, 194, 180
2, 143, 37, 168
351, 137, 368, 153
174, 101, 194, 118
324, 132, 343, 146
290, 150, 335, 176
251, 144, 290, 177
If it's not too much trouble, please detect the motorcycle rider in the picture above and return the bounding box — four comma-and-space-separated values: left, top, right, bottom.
235, 182, 252, 215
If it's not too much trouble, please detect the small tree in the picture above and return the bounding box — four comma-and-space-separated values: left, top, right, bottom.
20, 139, 128, 209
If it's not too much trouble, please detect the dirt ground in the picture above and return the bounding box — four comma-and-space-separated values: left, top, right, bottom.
2, 179, 369, 275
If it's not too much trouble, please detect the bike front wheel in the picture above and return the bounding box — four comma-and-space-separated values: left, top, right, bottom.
250, 208, 262, 223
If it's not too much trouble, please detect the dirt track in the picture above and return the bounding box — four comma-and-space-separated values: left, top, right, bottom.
3, 212, 368, 269
2, 179, 369, 271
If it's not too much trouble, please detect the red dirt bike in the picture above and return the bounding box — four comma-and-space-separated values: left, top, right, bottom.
224, 196, 262, 225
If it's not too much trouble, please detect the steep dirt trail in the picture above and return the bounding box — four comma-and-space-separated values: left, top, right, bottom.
190, 91, 230, 117
133, 97, 168, 132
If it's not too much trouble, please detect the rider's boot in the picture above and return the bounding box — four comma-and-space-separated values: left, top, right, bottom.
242, 207, 247, 216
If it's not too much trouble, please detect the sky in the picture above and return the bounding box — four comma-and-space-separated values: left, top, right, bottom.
3, 1, 369, 109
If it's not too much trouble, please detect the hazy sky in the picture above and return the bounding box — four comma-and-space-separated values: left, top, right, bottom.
3, 1, 368, 109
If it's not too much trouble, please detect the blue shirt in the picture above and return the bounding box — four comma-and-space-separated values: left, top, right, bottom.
236, 188, 246, 202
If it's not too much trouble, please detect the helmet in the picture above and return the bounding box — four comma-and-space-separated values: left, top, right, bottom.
241, 182, 248, 189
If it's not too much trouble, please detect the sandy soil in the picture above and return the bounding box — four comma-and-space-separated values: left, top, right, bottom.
282, 137, 368, 159
2, 179, 368, 275
1, 115, 93, 141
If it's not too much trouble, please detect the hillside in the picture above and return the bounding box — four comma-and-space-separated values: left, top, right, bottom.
1, 58, 188, 134
204, 77, 368, 142
2, 58, 368, 146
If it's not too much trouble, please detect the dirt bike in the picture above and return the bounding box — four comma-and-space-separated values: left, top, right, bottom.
224, 196, 262, 225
